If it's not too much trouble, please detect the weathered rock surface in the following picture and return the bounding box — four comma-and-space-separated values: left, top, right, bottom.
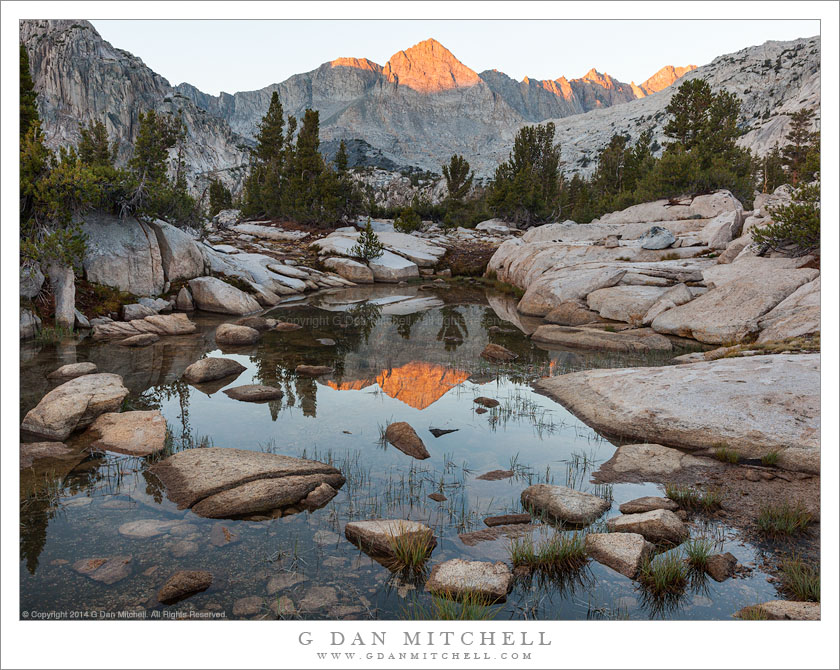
47, 362, 98, 380
476, 469, 514, 481
594, 443, 717, 483
480, 343, 517, 362
118, 519, 182, 539
323, 257, 374, 283
149, 447, 345, 518
148, 220, 206, 282
122, 303, 158, 321
543, 301, 604, 326
639, 226, 676, 250
705, 552, 737, 582
21, 373, 129, 441
20, 310, 41, 339
72, 556, 133, 585
223, 385, 284, 402
521, 484, 610, 525
587, 285, 668, 324
91, 313, 197, 340
585, 532, 655, 578
700, 210, 743, 249
536, 355, 820, 473
384, 422, 430, 459
234, 316, 273, 331
473, 397, 500, 408
300, 482, 339, 510
532, 325, 672, 352
233, 596, 265, 617
619, 496, 679, 514
20, 441, 73, 469
368, 251, 420, 282
756, 276, 820, 343
215, 323, 261, 345
344, 519, 436, 560
425, 559, 513, 602
188, 277, 261, 315
158, 570, 214, 604
84, 410, 167, 456
651, 266, 818, 343
736, 601, 820, 621
175, 286, 195, 311
458, 524, 539, 547
606, 509, 689, 544
182, 357, 246, 384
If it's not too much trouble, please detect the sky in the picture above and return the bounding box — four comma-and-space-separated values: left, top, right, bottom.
92, 20, 819, 96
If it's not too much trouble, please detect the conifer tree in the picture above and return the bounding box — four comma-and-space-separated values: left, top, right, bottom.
781, 108, 818, 185
20, 44, 39, 140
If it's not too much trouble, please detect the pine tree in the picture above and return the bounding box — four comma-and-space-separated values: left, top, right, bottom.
349, 219, 384, 261
663, 78, 713, 150
20, 44, 39, 139
208, 178, 233, 217
78, 120, 116, 167
781, 108, 817, 185
286, 109, 326, 223
751, 181, 820, 256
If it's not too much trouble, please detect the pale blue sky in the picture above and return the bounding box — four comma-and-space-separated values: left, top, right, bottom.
90, 20, 819, 96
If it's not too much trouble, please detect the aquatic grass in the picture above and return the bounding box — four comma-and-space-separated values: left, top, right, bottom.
664, 483, 722, 512
713, 445, 740, 464
385, 527, 435, 571
761, 451, 780, 467
34, 325, 75, 343
638, 551, 688, 597
683, 537, 714, 570
778, 555, 820, 602
591, 483, 614, 506
736, 605, 770, 620
509, 532, 587, 574
402, 592, 502, 620
756, 501, 812, 538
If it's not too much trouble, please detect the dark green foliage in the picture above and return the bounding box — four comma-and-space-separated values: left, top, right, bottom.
78, 120, 116, 168
751, 181, 820, 256
242, 97, 361, 226
349, 219, 384, 261
441, 154, 476, 227
756, 500, 813, 538
782, 108, 819, 185
758, 144, 787, 193
20, 44, 39, 139
394, 205, 422, 233
488, 122, 562, 225
207, 178, 233, 217
779, 555, 820, 602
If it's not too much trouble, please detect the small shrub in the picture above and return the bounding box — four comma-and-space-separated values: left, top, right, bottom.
761, 451, 780, 467
713, 445, 740, 464
683, 538, 714, 570
778, 555, 820, 602
751, 181, 820, 256
394, 207, 422, 233
638, 552, 688, 596
349, 219, 384, 261
756, 501, 812, 538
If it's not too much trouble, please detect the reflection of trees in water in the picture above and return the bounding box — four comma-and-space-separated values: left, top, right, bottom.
391, 311, 426, 340
344, 302, 383, 346
141, 380, 193, 442
20, 495, 54, 575
296, 376, 317, 417
436, 306, 468, 351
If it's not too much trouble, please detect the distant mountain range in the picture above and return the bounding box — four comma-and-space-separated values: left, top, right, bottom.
20, 20, 820, 193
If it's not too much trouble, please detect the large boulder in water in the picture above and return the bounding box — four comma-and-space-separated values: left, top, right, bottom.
384, 422, 430, 459
188, 277, 261, 315
82, 410, 167, 456
21, 373, 129, 441
149, 447, 345, 519
536, 354, 820, 473
521, 484, 610, 525
425, 559, 513, 602
182, 357, 246, 384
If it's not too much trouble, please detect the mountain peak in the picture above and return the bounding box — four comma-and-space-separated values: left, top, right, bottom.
636, 64, 697, 96
383, 38, 480, 93
329, 57, 383, 73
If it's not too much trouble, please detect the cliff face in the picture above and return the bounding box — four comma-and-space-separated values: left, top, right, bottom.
22, 21, 820, 187
20, 20, 250, 192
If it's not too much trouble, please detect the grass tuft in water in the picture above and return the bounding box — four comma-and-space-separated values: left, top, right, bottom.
402, 592, 502, 620
509, 532, 587, 574
736, 605, 770, 620
664, 483, 722, 512
778, 555, 820, 602
638, 552, 688, 597
756, 501, 812, 538
683, 537, 714, 570
385, 528, 435, 571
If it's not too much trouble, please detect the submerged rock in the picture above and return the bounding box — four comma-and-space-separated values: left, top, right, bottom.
521, 484, 610, 525
473, 397, 500, 408
476, 469, 514, 481
223, 385, 284, 402
584, 532, 655, 578
118, 333, 160, 347
83, 410, 167, 456
72, 556, 133, 585
458, 524, 539, 547
21, 373, 129, 441
149, 447, 345, 519
295, 365, 333, 377
484, 513, 531, 527
158, 570, 213, 605
425, 559, 513, 602
20, 441, 73, 469
705, 552, 737, 582
480, 343, 518, 362
606, 509, 689, 544
535, 355, 820, 473
182, 357, 246, 384
531, 325, 672, 352
618, 496, 679, 514
594, 443, 717, 483
46, 362, 98, 380
274, 321, 303, 331
384, 422, 430, 460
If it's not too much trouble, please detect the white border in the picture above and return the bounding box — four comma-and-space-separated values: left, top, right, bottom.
2, 2, 838, 669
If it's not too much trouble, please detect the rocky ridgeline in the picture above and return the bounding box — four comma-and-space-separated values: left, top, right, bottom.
21, 21, 818, 182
